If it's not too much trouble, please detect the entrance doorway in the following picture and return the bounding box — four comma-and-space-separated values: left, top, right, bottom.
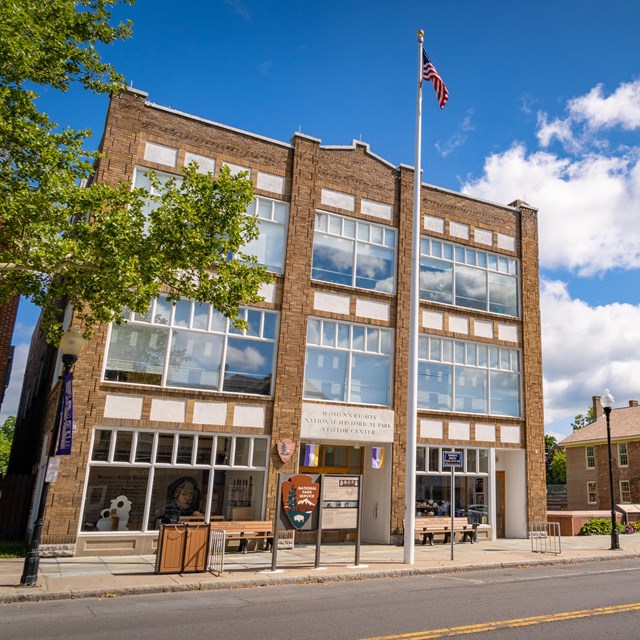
496, 471, 506, 538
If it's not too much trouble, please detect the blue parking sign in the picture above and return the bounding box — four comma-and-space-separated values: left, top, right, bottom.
442, 451, 463, 467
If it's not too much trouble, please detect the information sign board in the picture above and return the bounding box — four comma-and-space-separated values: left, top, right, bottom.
442, 451, 463, 468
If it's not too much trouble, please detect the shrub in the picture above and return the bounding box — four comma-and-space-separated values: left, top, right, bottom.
579, 517, 625, 536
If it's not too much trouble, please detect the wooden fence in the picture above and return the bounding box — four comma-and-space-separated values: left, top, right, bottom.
0, 474, 34, 539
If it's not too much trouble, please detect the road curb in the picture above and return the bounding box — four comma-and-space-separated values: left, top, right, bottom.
2, 552, 638, 604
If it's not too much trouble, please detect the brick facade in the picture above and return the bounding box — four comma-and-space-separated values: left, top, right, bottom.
16, 89, 546, 552
0, 295, 19, 411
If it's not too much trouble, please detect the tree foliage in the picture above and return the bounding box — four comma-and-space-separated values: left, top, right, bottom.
571, 406, 596, 432
0, 416, 15, 476
549, 449, 566, 485
0, 1, 269, 344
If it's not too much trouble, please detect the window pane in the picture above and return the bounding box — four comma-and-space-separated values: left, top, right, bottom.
154, 297, 172, 325
455, 265, 487, 311
352, 326, 364, 350
479, 449, 489, 473
223, 338, 275, 395
177, 435, 194, 464
490, 371, 520, 417
322, 322, 335, 346
420, 257, 453, 304
466, 448, 477, 473
454, 367, 487, 413
257, 198, 272, 219
196, 436, 213, 464
263, 313, 277, 340
192, 303, 209, 330
166, 330, 223, 390
149, 471, 205, 527
114, 431, 133, 462
366, 327, 379, 352
350, 353, 391, 405
428, 447, 440, 472
242, 219, 286, 273
156, 434, 174, 463
104, 324, 168, 385
343, 218, 356, 238
303, 347, 348, 401
252, 438, 267, 466
173, 300, 191, 327
307, 318, 320, 345
81, 467, 149, 532
418, 363, 452, 410
216, 437, 231, 465
92, 430, 112, 461
488, 272, 518, 316
416, 447, 426, 471
235, 438, 251, 466
355, 243, 395, 292
430, 338, 441, 361
329, 215, 342, 235
247, 310, 261, 337
337, 323, 350, 349
210, 310, 227, 332
135, 432, 154, 463
312, 233, 354, 286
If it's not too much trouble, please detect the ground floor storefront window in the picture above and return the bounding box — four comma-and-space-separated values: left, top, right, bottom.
415, 446, 490, 524
80, 428, 268, 533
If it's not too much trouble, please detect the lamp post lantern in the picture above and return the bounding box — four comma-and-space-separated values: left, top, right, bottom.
20, 329, 85, 586
601, 389, 620, 551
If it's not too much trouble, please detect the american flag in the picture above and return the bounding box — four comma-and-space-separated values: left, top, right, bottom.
422, 49, 448, 109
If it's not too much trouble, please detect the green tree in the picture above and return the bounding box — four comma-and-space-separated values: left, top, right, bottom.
0, 1, 269, 344
0, 416, 15, 476
571, 406, 596, 432
549, 449, 566, 485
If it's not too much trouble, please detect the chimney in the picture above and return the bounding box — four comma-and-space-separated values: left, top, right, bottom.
630, 400, 639, 407
592, 395, 602, 420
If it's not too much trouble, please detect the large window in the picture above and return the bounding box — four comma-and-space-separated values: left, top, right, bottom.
586, 446, 595, 469
81, 429, 269, 532
620, 480, 631, 503
420, 238, 519, 317
416, 446, 490, 524
618, 443, 629, 467
242, 196, 289, 273
105, 297, 278, 396
133, 167, 182, 222
587, 481, 597, 504
418, 335, 521, 417
303, 318, 393, 406
312, 212, 396, 293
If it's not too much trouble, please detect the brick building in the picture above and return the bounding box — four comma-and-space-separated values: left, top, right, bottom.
17, 88, 546, 556
561, 396, 640, 511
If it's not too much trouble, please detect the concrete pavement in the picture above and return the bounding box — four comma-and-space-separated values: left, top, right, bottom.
1, 534, 639, 604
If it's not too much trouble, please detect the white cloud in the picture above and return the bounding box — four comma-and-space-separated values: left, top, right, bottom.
540, 279, 640, 436
462, 143, 640, 276
569, 81, 640, 131
0, 343, 28, 422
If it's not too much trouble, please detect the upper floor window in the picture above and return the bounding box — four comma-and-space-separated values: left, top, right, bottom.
418, 335, 521, 417
243, 196, 289, 274
312, 212, 396, 293
303, 318, 393, 406
104, 297, 278, 396
618, 442, 629, 467
420, 238, 519, 317
620, 480, 631, 503
586, 446, 595, 469
133, 167, 182, 222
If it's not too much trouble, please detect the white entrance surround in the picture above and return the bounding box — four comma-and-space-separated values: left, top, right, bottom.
496, 448, 528, 538
361, 445, 392, 543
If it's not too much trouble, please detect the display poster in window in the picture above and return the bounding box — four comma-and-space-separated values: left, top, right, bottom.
321, 475, 360, 530
281, 474, 320, 530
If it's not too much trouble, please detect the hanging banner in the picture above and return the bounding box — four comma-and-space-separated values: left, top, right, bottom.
303, 443, 319, 467
56, 371, 74, 455
371, 447, 385, 469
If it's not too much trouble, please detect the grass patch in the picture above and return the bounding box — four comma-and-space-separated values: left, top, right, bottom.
0, 540, 27, 558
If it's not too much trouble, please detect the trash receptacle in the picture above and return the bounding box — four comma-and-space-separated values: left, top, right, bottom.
155, 522, 210, 574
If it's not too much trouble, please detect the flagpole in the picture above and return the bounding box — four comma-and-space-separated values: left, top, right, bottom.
404, 28, 424, 565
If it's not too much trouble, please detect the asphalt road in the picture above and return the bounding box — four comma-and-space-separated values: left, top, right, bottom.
3, 559, 640, 640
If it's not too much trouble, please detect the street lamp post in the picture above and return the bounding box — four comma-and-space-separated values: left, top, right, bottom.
20, 329, 84, 586
601, 389, 620, 551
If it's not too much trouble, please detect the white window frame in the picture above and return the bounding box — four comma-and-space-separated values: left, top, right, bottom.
587, 481, 597, 504
620, 479, 631, 503
618, 442, 629, 467
586, 446, 595, 469
417, 335, 521, 418
420, 237, 520, 317
303, 317, 394, 407
311, 211, 397, 294
243, 195, 289, 274
80, 428, 270, 535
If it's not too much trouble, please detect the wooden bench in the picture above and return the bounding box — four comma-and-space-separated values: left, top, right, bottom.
209, 520, 274, 553
407, 517, 478, 546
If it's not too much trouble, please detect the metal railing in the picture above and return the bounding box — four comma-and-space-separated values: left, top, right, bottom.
530, 521, 561, 555
208, 529, 226, 575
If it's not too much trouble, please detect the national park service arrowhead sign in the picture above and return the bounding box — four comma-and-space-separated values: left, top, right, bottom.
282, 474, 320, 530
276, 438, 296, 463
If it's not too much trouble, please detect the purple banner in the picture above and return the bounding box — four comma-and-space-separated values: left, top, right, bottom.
56, 371, 74, 455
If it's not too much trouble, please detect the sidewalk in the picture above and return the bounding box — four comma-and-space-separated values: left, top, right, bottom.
1, 535, 639, 604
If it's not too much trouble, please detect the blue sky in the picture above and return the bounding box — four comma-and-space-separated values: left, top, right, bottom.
3, 0, 640, 439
